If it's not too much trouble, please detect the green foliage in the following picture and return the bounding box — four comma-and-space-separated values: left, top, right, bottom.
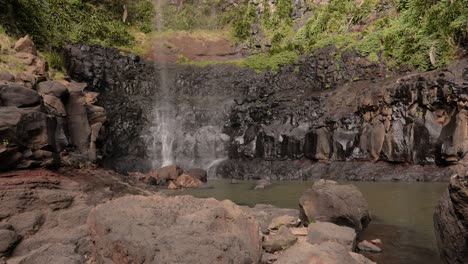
0, 0, 155, 49
228, 4, 256, 41
242, 50, 298, 72
44, 50, 64, 71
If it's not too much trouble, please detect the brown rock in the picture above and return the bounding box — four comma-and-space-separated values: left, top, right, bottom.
0, 83, 40, 107
307, 221, 357, 251
43, 94, 67, 116
357, 240, 382, 253
0, 72, 15, 82
263, 226, 297, 253
185, 168, 208, 182
15, 72, 37, 88
147, 164, 183, 181
65, 82, 90, 153
87, 195, 262, 264
275, 241, 360, 264
8, 210, 44, 237
268, 215, 300, 230
14, 35, 37, 55
86, 105, 106, 125
37, 81, 68, 98
175, 174, 203, 188
168, 181, 178, 189
0, 229, 20, 257
38, 191, 74, 210
16, 111, 56, 150
434, 174, 468, 264
299, 179, 371, 232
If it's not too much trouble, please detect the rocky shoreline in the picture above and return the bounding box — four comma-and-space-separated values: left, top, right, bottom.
0, 167, 383, 264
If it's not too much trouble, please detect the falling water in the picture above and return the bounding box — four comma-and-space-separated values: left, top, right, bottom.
151, 0, 175, 168
149, 0, 230, 175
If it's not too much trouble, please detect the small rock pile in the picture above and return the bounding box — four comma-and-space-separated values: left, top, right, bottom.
0, 36, 106, 171
129, 164, 208, 189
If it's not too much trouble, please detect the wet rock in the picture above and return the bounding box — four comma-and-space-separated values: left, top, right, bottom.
186, 168, 208, 182
14, 35, 37, 55
0, 83, 40, 107
357, 240, 382, 253
147, 164, 183, 181
299, 179, 371, 232
268, 215, 300, 230
275, 241, 360, 264
307, 221, 357, 251
175, 174, 203, 188
263, 225, 297, 253
87, 195, 262, 264
434, 174, 468, 264
36, 81, 69, 98
254, 178, 272, 190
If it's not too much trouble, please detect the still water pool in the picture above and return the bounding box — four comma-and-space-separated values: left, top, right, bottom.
167, 180, 447, 264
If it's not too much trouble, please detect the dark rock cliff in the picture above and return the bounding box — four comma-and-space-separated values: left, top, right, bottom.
64, 43, 468, 180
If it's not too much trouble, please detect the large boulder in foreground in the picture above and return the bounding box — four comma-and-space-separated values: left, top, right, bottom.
87, 195, 262, 264
434, 174, 468, 264
299, 180, 371, 232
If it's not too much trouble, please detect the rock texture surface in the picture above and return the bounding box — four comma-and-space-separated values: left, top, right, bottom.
65, 43, 468, 181
299, 180, 371, 232
88, 195, 262, 264
0, 37, 106, 171
434, 174, 468, 264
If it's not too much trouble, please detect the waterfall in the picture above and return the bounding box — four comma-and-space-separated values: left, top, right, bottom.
151, 0, 175, 168
149, 0, 230, 175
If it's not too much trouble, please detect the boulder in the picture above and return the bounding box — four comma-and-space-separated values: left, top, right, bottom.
175, 174, 203, 188
15, 72, 37, 88
0, 72, 15, 82
14, 35, 37, 55
0, 83, 40, 107
299, 180, 371, 232
275, 241, 361, 264
434, 174, 468, 264
168, 181, 178, 189
37, 81, 69, 98
242, 204, 299, 234
357, 240, 382, 253
261, 252, 278, 264
262, 225, 297, 253
307, 221, 357, 251
186, 168, 208, 182
147, 164, 183, 181
268, 215, 301, 230
87, 195, 262, 264
254, 178, 272, 190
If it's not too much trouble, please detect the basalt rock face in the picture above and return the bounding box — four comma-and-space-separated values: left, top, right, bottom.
65, 43, 468, 180
434, 174, 468, 264
0, 37, 106, 171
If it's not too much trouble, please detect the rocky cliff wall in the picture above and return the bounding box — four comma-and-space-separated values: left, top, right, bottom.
65, 43, 468, 180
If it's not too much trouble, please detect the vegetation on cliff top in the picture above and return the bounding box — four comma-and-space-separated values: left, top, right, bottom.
0, 0, 466, 72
